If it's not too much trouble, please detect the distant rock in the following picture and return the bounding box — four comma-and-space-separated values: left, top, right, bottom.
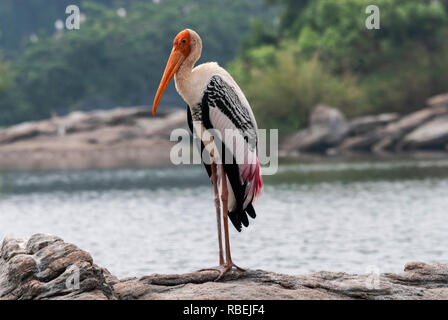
338, 133, 382, 151
282, 105, 349, 153
281, 93, 448, 155
0, 107, 162, 145
0, 107, 187, 170
401, 115, 448, 150
2, 234, 448, 300
372, 103, 448, 152
348, 113, 399, 136
382, 104, 448, 138
427, 93, 448, 108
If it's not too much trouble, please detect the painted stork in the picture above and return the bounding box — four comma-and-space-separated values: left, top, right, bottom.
152, 29, 263, 279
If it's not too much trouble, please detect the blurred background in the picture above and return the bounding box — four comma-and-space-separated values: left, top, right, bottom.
0, 0, 447, 278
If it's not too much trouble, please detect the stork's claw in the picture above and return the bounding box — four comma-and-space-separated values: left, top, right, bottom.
197, 266, 225, 273
198, 264, 245, 281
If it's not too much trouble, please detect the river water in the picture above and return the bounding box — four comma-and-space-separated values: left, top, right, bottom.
0, 158, 447, 278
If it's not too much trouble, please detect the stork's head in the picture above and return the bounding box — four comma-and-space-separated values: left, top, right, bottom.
152, 29, 202, 115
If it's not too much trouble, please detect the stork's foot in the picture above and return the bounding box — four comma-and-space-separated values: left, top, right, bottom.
198, 263, 245, 281
215, 263, 245, 281
197, 265, 226, 273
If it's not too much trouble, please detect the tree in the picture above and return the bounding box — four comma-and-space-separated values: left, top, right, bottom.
0, 57, 10, 92
0, 0, 273, 126
264, 0, 310, 34
231, 0, 448, 134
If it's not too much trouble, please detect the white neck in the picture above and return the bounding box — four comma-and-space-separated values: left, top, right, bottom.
175, 58, 194, 82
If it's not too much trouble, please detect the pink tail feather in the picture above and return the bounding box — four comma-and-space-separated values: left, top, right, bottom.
242, 158, 263, 207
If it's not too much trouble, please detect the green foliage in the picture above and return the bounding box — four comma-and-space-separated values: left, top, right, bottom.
0, 0, 113, 53
0, 56, 11, 92
0, 0, 273, 125
296, 0, 448, 113
297, 0, 448, 73
233, 0, 448, 133
264, 0, 310, 34
2, 0, 448, 129
230, 46, 368, 133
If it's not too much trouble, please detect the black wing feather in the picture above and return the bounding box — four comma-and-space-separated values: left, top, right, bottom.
187, 106, 211, 178
200, 75, 258, 232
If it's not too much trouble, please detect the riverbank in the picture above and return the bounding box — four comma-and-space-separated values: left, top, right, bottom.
1, 95, 448, 170
0, 107, 187, 170
1, 234, 447, 300
281, 93, 448, 156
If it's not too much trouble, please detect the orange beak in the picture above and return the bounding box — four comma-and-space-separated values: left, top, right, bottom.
152, 48, 185, 116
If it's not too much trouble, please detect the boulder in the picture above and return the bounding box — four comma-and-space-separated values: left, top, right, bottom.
0, 121, 55, 145
0, 106, 175, 145
338, 133, 382, 151
427, 93, 448, 108
348, 113, 399, 136
339, 103, 448, 152
0, 107, 188, 170
382, 105, 448, 137
2, 234, 448, 300
400, 115, 448, 150
282, 105, 349, 152
0, 234, 116, 299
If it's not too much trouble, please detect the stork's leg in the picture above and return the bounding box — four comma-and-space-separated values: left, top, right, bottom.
221, 165, 232, 264
211, 160, 225, 266
197, 159, 225, 272
215, 164, 245, 281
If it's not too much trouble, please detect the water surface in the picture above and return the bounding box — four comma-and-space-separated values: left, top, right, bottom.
0, 158, 447, 278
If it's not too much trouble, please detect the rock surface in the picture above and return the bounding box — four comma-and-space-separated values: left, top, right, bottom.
0, 234, 116, 299
282, 105, 349, 152
401, 115, 448, 150
1, 234, 447, 300
0, 107, 188, 170
282, 93, 448, 155
348, 113, 399, 136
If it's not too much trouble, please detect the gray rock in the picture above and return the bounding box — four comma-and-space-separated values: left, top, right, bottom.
282, 105, 349, 152
339, 104, 448, 152
338, 133, 382, 151
1, 235, 448, 300
401, 115, 448, 149
285, 93, 448, 154
0, 234, 116, 300
0, 106, 175, 145
0, 107, 187, 170
348, 113, 399, 136
427, 93, 448, 108
373, 104, 448, 151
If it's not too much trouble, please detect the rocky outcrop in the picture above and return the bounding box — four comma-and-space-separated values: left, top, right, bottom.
1, 234, 447, 300
282, 93, 448, 155
281, 105, 349, 152
400, 115, 448, 150
347, 113, 399, 136
0, 107, 152, 145
0, 234, 116, 300
0, 107, 188, 170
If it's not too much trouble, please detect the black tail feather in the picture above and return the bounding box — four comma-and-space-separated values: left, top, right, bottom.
228, 204, 257, 232
228, 210, 242, 232
241, 211, 249, 228
246, 203, 256, 219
